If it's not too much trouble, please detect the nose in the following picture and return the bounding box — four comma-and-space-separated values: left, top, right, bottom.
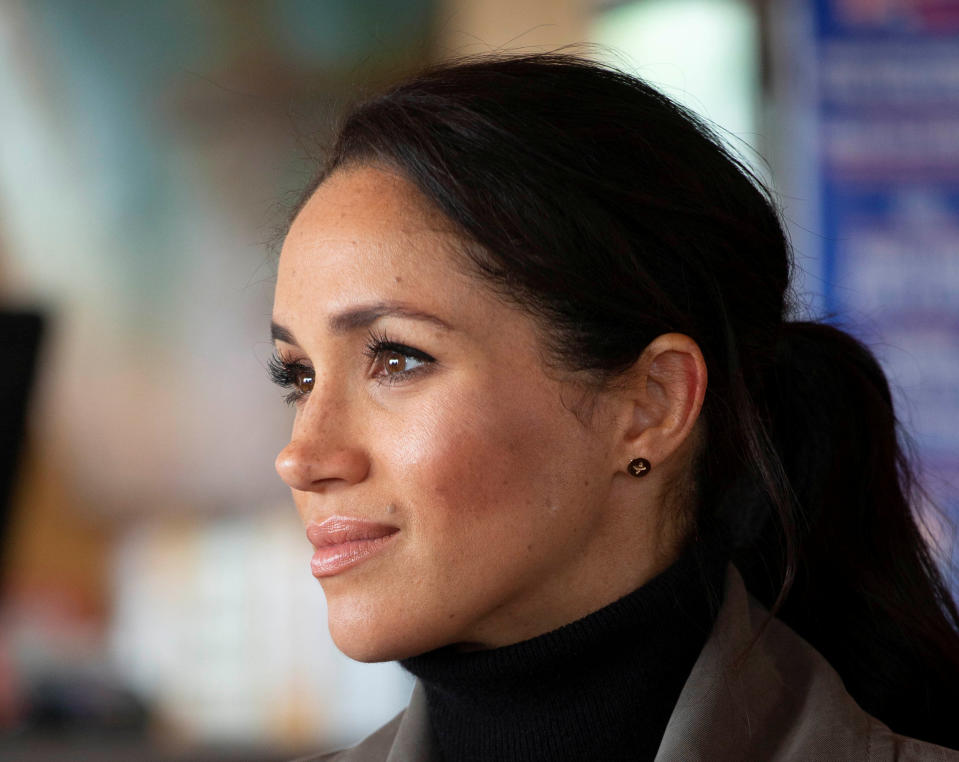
274, 407, 370, 492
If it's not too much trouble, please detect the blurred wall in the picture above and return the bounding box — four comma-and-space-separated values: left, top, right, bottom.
0, 1, 431, 755
436, 0, 588, 54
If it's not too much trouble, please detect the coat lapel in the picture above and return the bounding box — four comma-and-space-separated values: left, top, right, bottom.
385, 682, 436, 762
655, 566, 874, 761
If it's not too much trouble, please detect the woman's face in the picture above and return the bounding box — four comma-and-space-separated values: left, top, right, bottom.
272, 166, 650, 662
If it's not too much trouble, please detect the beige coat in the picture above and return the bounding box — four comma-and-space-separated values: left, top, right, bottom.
302, 568, 959, 761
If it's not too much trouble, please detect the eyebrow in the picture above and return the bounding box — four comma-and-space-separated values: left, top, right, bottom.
270, 321, 297, 344
271, 302, 452, 345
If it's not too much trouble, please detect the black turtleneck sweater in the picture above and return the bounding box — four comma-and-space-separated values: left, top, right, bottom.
400, 547, 726, 762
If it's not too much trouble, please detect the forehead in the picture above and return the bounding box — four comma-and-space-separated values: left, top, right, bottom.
277, 166, 469, 302
301, 164, 455, 232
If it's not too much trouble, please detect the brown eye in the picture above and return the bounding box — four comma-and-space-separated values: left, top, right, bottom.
365, 338, 433, 382
295, 369, 315, 393
383, 352, 407, 375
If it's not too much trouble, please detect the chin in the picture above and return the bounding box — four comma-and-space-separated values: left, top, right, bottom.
327, 602, 448, 662
328, 620, 430, 663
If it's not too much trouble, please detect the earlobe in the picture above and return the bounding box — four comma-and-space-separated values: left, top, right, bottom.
619, 333, 707, 473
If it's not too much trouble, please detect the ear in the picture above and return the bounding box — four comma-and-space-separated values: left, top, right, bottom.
616, 333, 707, 474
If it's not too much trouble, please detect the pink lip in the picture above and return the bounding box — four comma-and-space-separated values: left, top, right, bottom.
306, 517, 399, 578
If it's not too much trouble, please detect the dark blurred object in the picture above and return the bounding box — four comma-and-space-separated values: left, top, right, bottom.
0, 311, 43, 560
26, 672, 148, 737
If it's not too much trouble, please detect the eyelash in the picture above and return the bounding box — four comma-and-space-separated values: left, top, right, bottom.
268, 331, 436, 406
268, 354, 314, 406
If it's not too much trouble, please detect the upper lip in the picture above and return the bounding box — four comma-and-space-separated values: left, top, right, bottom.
306, 516, 399, 548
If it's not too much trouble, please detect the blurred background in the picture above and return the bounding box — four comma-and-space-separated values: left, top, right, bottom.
0, 0, 956, 759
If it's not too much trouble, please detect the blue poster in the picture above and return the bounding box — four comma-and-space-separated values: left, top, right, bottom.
811, 0, 959, 531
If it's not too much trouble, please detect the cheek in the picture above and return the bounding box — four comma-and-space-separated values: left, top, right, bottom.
390, 383, 577, 536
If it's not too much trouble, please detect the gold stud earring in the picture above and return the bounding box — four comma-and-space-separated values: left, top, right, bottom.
627, 457, 651, 478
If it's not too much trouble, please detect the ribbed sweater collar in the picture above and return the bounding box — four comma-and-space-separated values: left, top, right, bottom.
400, 546, 726, 762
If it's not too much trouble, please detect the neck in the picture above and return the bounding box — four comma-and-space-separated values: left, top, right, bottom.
401, 543, 726, 762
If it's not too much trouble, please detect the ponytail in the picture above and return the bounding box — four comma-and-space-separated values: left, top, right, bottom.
735, 321, 959, 749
